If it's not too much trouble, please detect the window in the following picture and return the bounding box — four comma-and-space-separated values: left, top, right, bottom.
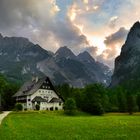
28, 99, 31, 101
55, 107, 58, 110
59, 103, 61, 106
44, 96, 48, 99
50, 107, 53, 111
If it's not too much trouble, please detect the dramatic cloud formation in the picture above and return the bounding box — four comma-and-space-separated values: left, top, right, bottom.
0, 0, 89, 53
0, 0, 140, 67
104, 27, 128, 46
96, 27, 128, 67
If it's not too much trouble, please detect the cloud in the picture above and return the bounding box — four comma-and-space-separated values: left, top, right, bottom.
97, 27, 128, 67
109, 16, 119, 28
1, 0, 140, 68
104, 27, 128, 46
0, 0, 89, 53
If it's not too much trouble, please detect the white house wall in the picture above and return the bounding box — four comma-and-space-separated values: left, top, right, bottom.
25, 89, 63, 110
40, 102, 63, 110
31, 89, 59, 101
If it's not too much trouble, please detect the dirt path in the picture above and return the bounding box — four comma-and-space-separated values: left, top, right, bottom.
0, 111, 11, 125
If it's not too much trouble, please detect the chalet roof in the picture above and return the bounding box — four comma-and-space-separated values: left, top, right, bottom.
32, 96, 47, 102
13, 77, 46, 97
49, 97, 62, 103
13, 76, 59, 97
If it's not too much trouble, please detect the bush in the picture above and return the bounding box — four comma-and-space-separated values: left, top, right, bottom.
35, 104, 40, 110
83, 101, 104, 115
15, 103, 23, 111
64, 98, 77, 115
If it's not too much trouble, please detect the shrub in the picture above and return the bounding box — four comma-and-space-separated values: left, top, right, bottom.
15, 103, 23, 111
35, 104, 40, 110
64, 98, 77, 115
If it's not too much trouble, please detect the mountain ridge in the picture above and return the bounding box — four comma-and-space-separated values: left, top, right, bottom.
0, 33, 112, 87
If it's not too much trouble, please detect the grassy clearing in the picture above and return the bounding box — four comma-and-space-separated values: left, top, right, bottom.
0, 111, 140, 140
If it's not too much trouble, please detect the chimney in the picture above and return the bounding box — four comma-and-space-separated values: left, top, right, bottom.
35, 76, 38, 83
32, 76, 38, 83
32, 76, 35, 82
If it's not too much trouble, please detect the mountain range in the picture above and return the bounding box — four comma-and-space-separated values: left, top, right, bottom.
0, 33, 112, 87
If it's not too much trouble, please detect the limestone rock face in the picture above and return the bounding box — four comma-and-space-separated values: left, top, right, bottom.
110, 21, 140, 87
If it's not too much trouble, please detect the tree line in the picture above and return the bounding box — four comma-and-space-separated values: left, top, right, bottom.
0, 74, 140, 115
56, 83, 140, 115
0, 74, 19, 111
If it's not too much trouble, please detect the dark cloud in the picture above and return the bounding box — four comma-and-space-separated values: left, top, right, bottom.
104, 27, 128, 46
95, 27, 129, 68
0, 0, 89, 53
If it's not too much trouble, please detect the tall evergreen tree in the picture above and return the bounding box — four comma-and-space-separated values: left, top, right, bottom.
127, 94, 137, 115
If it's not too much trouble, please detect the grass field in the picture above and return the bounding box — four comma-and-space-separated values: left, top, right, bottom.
0, 111, 140, 140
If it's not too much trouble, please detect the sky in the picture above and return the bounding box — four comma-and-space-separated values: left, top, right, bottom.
0, 0, 140, 68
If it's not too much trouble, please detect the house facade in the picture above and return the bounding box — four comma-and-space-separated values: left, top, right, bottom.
13, 76, 64, 111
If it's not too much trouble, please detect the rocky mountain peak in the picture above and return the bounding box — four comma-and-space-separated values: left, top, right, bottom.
78, 51, 95, 63
132, 21, 140, 29
110, 21, 140, 87
122, 21, 140, 53
54, 46, 76, 59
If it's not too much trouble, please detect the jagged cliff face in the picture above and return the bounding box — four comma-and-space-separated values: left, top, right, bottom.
111, 21, 140, 87
0, 34, 51, 83
0, 34, 112, 87
38, 47, 112, 87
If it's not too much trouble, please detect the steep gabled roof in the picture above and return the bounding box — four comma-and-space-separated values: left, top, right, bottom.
13, 76, 64, 102
13, 77, 57, 97
13, 77, 46, 97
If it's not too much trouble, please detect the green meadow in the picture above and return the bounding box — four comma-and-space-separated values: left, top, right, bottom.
0, 111, 140, 140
